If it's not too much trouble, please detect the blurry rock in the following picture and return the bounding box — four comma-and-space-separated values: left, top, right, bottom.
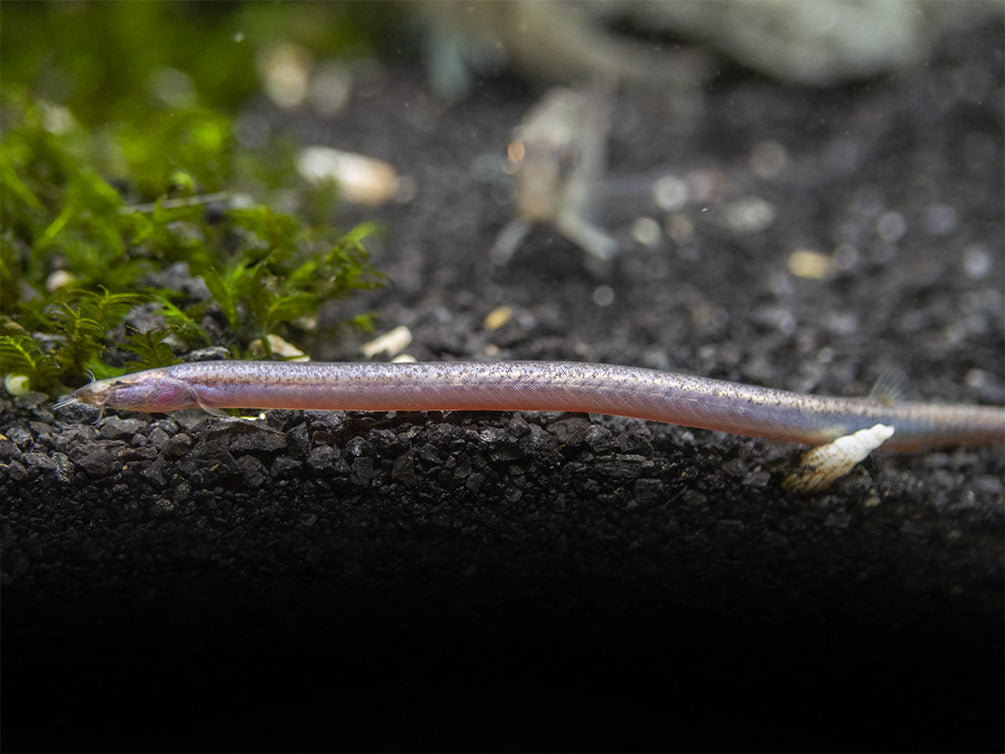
417, 0, 1001, 95
417, 0, 712, 99
628, 0, 1000, 86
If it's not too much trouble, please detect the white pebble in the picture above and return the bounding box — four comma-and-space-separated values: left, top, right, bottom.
722, 196, 776, 234
787, 249, 836, 280
45, 270, 76, 292
630, 217, 662, 248
361, 325, 413, 359
258, 43, 312, 110
651, 175, 689, 212
297, 146, 401, 206
4, 374, 31, 396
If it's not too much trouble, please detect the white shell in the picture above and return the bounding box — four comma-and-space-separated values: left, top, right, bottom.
785, 423, 895, 492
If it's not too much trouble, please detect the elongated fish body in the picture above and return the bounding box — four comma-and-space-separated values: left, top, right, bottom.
58, 360, 1005, 452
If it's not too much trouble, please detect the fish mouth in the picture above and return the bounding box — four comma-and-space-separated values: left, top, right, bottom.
53, 376, 124, 411
52, 392, 84, 411
52, 378, 115, 421
70, 380, 113, 407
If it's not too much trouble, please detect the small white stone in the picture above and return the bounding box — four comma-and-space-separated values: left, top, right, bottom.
630, 217, 662, 248
45, 270, 76, 292
361, 326, 413, 360
297, 146, 400, 206
722, 196, 776, 234
483, 306, 514, 331
249, 334, 310, 362
651, 175, 689, 212
258, 43, 312, 109
39, 101, 76, 135
787, 249, 837, 280
4, 374, 31, 396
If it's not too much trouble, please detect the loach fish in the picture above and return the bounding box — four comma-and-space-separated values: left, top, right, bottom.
56, 360, 1005, 453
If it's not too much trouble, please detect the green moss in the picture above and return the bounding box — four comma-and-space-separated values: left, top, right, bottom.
0, 4, 394, 396
0, 2, 408, 124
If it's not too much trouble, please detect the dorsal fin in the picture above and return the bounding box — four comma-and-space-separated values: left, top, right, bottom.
869, 370, 906, 406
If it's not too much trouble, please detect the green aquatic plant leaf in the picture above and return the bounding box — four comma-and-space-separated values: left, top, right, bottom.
0, 334, 61, 390
2, 37, 385, 397
120, 329, 182, 373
